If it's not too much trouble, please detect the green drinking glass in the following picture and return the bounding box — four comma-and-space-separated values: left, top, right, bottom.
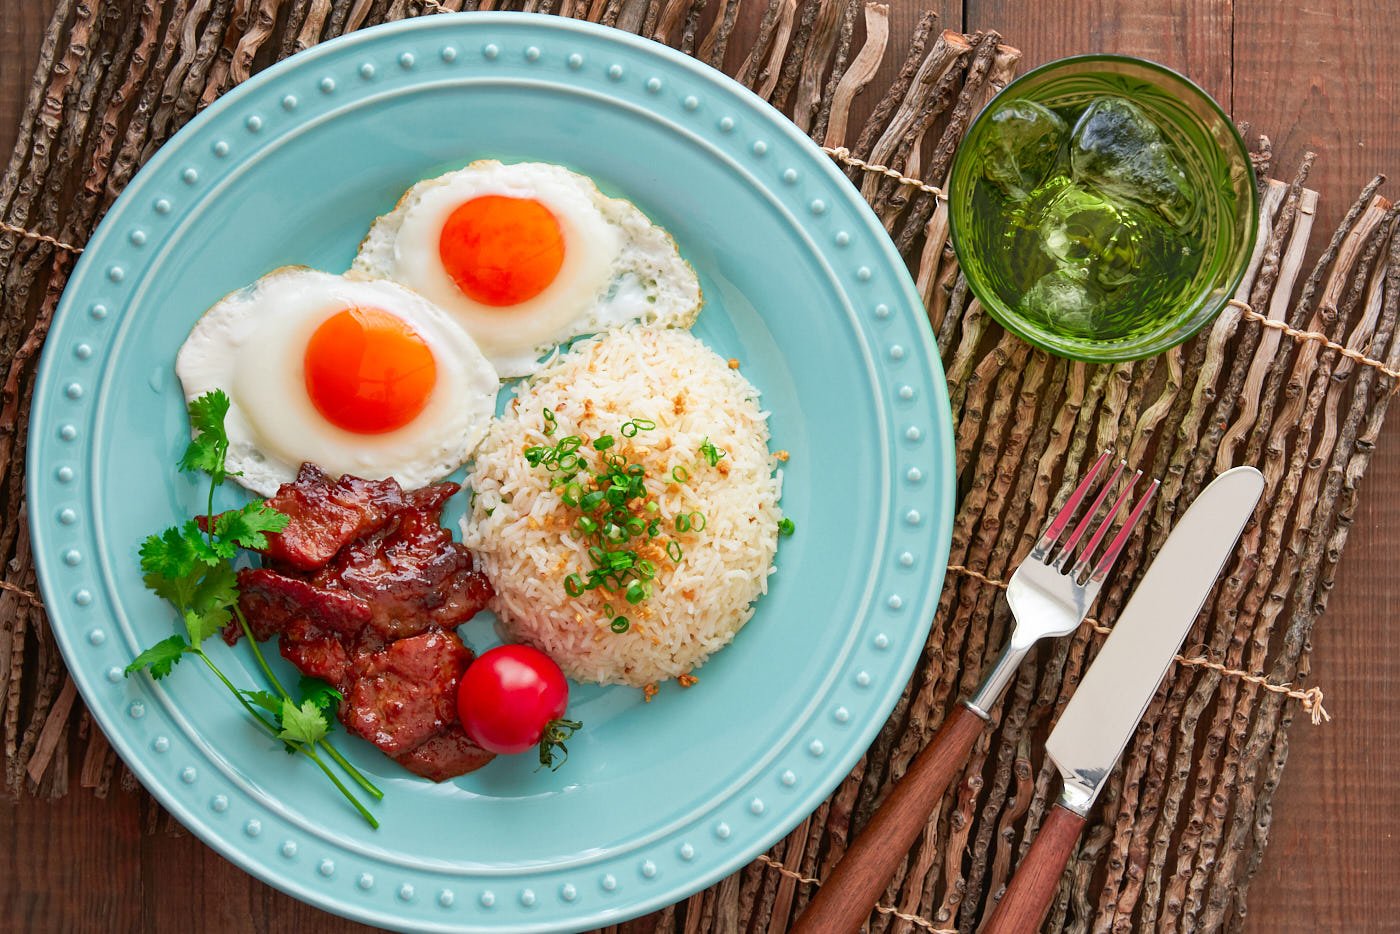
947, 55, 1258, 362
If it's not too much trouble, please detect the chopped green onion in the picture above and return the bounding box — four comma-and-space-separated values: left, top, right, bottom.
625, 516, 646, 537
621, 421, 639, 438
580, 490, 606, 511
610, 616, 630, 633
576, 516, 597, 535
625, 580, 648, 605
675, 513, 691, 533
689, 511, 706, 531
645, 501, 659, 514
647, 519, 661, 538
561, 482, 583, 508
593, 435, 615, 451
699, 438, 726, 467
564, 574, 585, 597
543, 408, 557, 435
778, 517, 796, 536
666, 540, 684, 562
671, 466, 689, 483
558, 436, 582, 455
636, 559, 656, 580
631, 418, 656, 431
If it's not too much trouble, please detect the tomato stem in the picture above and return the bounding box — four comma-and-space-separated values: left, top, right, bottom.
537, 717, 584, 771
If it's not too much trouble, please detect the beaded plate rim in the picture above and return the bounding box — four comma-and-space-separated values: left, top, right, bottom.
27, 13, 955, 932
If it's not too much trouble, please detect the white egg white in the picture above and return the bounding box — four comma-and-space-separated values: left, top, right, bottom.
351, 160, 702, 377
175, 267, 499, 497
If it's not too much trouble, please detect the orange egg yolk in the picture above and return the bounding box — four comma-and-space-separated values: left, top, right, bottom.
438, 195, 565, 306
303, 307, 437, 435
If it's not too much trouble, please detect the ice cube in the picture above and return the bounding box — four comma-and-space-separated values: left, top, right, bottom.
981, 100, 1068, 200
1035, 182, 1141, 289
1069, 96, 1192, 226
1022, 268, 1103, 336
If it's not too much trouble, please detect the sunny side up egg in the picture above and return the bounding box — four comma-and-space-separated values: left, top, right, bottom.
351, 161, 702, 377
175, 267, 498, 497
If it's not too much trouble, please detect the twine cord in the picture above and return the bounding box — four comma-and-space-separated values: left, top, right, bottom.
0, 580, 42, 606
10, 163, 1394, 393
0, 154, 1334, 722
752, 854, 959, 934
946, 563, 1330, 724
823, 145, 946, 200
0, 219, 84, 254
817, 149, 1399, 391
1225, 297, 1400, 387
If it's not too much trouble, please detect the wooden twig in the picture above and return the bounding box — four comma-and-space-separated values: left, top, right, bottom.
820, 2, 887, 148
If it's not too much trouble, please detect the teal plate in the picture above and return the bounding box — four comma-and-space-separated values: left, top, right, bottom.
27, 13, 954, 932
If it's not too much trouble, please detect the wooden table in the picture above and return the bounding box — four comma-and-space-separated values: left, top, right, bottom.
2, 1, 1396, 930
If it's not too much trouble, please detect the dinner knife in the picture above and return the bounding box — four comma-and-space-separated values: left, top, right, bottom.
981, 465, 1264, 934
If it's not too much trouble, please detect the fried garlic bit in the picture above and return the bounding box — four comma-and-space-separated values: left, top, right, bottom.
643, 682, 659, 703
677, 674, 698, 688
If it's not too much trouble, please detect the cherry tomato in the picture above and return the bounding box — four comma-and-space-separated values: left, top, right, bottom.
457, 644, 581, 769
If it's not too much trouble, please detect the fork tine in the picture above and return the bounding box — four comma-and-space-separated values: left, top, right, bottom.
1052, 460, 1126, 569
1032, 450, 1112, 559
1088, 478, 1160, 584
1070, 469, 1142, 580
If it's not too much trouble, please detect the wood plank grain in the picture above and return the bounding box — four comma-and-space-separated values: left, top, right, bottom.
964, 0, 1233, 106
1226, 3, 1400, 929
142, 819, 383, 934
0, 785, 144, 931
1242, 428, 1400, 932
0, 0, 57, 159
0, 0, 1397, 932
1232, 0, 1400, 263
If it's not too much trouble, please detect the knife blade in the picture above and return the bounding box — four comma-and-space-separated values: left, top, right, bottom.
1045, 465, 1264, 815
983, 465, 1264, 934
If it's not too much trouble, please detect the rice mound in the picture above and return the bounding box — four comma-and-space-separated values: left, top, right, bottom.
462, 327, 783, 687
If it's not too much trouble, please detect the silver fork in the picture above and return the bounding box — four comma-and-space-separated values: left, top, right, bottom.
791, 451, 1160, 934
966, 450, 1158, 717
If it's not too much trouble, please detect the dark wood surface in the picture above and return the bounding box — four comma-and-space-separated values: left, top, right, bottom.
2, 1, 1397, 931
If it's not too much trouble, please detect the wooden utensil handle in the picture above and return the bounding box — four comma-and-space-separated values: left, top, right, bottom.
980, 803, 1087, 934
790, 703, 985, 934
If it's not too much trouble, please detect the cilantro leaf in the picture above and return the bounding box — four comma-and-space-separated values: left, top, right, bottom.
299, 677, 342, 721
213, 501, 289, 553
241, 689, 285, 717
139, 521, 216, 582
179, 390, 231, 478
182, 560, 239, 647
124, 635, 189, 680
278, 698, 330, 746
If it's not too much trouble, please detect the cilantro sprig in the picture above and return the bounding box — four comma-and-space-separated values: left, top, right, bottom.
126, 390, 383, 828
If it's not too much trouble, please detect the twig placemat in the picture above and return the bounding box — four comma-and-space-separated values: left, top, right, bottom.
1, 2, 1393, 931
